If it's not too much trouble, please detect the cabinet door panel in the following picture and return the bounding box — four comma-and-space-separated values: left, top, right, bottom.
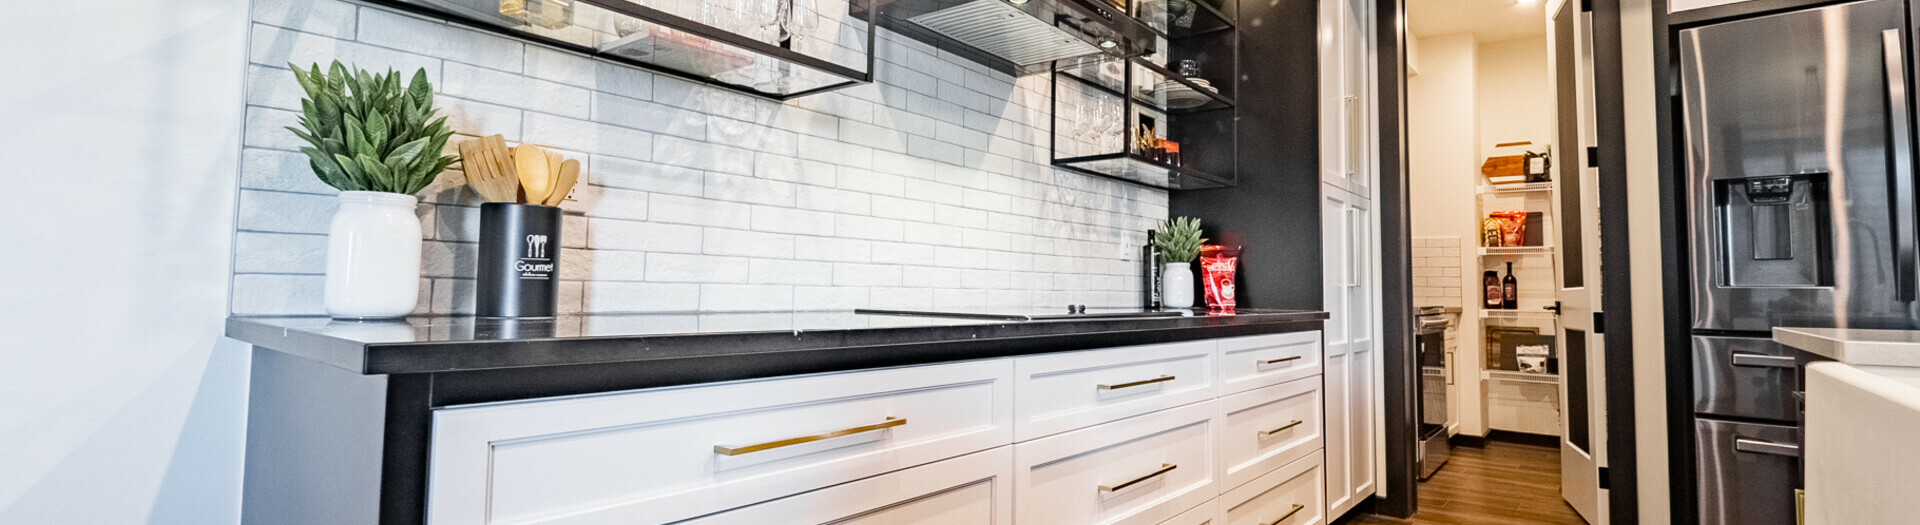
426, 360, 1014, 525
1014, 401, 1219, 525
674, 447, 1014, 525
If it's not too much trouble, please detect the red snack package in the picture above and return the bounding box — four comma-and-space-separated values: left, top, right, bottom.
1199, 245, 1240, 312
1493, 211, 1528, 247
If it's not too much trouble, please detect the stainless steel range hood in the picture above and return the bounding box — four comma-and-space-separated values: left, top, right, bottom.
865, 0, 1156, 75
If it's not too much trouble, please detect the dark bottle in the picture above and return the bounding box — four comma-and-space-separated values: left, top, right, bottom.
1142, 231, 1162, 309
1483, 270, 1502, 309
1502, 262, 1519, 310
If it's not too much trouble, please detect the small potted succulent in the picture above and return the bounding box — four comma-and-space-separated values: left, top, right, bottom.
1151, 216, 1207, 309
287, 61, 455, 318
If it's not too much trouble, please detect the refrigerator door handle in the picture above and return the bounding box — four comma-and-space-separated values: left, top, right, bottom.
1883, 29, 1917, 301
1734, 437, 1802, 458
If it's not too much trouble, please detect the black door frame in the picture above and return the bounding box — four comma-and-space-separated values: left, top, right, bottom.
1371, 0, 1643, 519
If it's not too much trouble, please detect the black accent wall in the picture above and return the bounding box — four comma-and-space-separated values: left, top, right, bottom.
1168, 0, 1323, 310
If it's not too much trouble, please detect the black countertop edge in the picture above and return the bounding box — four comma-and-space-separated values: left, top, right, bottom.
226, 310, 1329, 377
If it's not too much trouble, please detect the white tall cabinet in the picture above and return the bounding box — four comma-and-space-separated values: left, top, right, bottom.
1319, 0, 1381, 518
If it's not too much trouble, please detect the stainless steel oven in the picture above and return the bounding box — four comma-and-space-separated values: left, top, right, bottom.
1415, 307, 1449, 480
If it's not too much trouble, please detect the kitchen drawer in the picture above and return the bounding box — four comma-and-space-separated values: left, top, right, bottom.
1694, 418, 1799, 525
1692, 335, 1801, 422
1218, 377, 1324, 490
1014, 401, 1219, 525
1219, 332, 1324, 395
672, 446, 1013, 525
1013, 340, 1218, 440
1161, 498, 1221, 525
425, 359, 1014, 525
1221, 452, 1326, 525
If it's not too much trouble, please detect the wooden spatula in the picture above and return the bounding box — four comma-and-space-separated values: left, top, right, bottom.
514, 143, 552, 204
460, 135, 518, 202
545, 159, 579, 206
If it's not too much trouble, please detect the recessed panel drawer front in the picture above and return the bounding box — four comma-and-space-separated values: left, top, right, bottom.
1218, 377, 1325, 490
1014, 401, 1219, 525
1692, 335, 1800, 422
1013, 340, 1218, 441
1222, 452, 1326, 525
426, 359, 1015, 525
1218, 332, 1325, 395
672, 447, 1014, 525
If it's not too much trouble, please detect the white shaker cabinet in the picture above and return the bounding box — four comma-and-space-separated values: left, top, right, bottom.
1321, 186, 1378, 519
1318, 0, 1381, 513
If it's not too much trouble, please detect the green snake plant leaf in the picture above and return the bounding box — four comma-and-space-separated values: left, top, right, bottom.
356, 153, 394, 192
365, 110, 390, 155
334, 153, 371, 189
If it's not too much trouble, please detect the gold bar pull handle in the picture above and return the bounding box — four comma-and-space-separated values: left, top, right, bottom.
1260, 504, 1306, 525
1098, 463, 1178, 493
1258, 356, 1303, 367
1098, 375, 1176, 391
713, 417, 906, 456
1258, 419, 1305, 439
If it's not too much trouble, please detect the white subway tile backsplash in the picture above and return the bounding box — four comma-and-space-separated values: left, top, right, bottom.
703, 228, 796, 258
356, 8, 523, 73
586, 218, 701, 252
522, 113, 651, 159
237, 190, 336, 234
250, 25, 442, 82
647, 253, 750, 283
232, 2, 1168, 316
700, 284, 794, 311
793, 286, 870, 309
753, 206, 837, 236
592, 156, 703, 196
595, 93, 708, 140
750, 259, 834, 285
587, 282, 700, 312
234, 232, 327, 274
442, 63, 588, 119
649, 194, 752, 229
794, 237, 873, 263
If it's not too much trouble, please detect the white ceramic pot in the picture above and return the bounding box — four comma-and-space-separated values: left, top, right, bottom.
1162, 262, 1194, 309
324, 191, 422, 319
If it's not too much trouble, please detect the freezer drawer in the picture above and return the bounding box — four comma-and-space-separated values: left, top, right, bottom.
1692, 335, 1801, 422
1695, 418, 1800, 525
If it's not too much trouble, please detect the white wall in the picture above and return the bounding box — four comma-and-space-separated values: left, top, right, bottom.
1476, 36, 1553, 161
235, 0, 1168, 317
0, 1, 251, 523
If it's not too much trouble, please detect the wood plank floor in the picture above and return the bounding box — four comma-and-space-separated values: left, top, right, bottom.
1333, 442, 1590, 525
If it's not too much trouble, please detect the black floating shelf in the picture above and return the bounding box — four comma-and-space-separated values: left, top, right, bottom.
1054, 152, 1234, 189
375, 0, 876, 100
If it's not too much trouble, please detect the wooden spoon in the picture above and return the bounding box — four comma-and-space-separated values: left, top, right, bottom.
514, 143, 552, 204
546, 159, 579, 206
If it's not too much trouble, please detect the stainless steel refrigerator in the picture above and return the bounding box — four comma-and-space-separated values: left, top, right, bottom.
1679, 1, 1919, 523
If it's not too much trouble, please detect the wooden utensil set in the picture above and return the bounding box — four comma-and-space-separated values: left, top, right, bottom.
457, 134, 579, 206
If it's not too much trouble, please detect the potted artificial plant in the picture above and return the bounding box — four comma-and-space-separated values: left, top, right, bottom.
287, 61, 456, 319
1151, 216, 1206, 309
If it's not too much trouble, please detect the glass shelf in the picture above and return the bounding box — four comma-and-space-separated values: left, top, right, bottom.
382, 0, 874, 99
1055, 56, 1232, 114
865, 0, 1160, 76
1135, 0, 1234, 39
1053, 152, 1234, 189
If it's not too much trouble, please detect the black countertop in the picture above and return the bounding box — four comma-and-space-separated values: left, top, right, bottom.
227, 308, 1328, 376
